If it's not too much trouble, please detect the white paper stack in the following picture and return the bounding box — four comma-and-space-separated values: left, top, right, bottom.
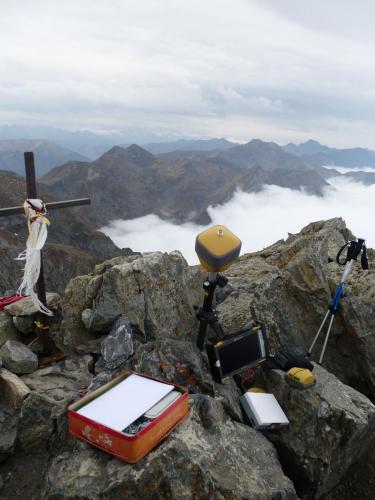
77, 374, 174, 431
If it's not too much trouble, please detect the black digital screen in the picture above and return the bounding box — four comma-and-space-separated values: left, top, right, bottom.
218, 330, 264, 376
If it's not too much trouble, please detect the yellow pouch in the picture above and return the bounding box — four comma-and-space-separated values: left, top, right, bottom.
285, 367, 316, 389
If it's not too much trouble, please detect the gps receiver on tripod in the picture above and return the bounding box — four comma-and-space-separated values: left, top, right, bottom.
195, 225, 268, 383
307, 237, 368, 365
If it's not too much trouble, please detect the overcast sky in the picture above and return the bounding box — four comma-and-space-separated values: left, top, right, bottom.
2, 0, 375, 146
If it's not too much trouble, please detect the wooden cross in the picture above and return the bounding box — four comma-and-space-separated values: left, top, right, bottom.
0, 152, 90, 355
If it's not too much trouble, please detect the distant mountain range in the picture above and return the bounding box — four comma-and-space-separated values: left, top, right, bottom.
40, 140, 328, 226
1, 131, 375, 231
2, 124, 375, 170
0, 125, 123, 159
0, 140, 89, 177
2, 131, 375, 293
283, 139, 375, 168
139, 138, 237, 154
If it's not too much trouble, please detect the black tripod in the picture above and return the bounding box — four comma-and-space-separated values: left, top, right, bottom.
195, 272, 228, 350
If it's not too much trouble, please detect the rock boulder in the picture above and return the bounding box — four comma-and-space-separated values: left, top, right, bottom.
0, 368, 30, 409
261, 364, 375, 498
0, 311, 20, 347
0, 340, 38, 374
100, 316, 133, 370
61, 251, 203, 353
43, 395, 297, 499
4, 293, 61, 316
18, 356, 93, 452
218, 218, 375, 397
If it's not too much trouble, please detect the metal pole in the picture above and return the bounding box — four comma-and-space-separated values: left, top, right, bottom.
308, 259, 354, 362
319, 314, 335, 364
307, 309, 330, 357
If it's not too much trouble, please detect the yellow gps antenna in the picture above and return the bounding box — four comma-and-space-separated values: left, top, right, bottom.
195, 225, 241, 350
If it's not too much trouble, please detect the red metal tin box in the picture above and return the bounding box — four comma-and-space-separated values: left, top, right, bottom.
68, 371, 189, 463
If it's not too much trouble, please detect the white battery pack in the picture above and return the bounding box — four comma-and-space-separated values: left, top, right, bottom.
240, 392, 289, 430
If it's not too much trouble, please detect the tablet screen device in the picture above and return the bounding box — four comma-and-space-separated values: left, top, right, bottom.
206, 325, 268, 383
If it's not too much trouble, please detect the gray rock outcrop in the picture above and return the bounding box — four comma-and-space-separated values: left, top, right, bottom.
100, 316, 133, 369
0, 312, 20, 347
0, 404, 18, 462
18, 356, 93, 452
218, 218, 375, 398
0, 340, 38, 374
60, 251, 203, 352
0, 220, 374, 499
43, 395, 297, 499
12, 315, 34, 335
0, 368, 30, 409
261, 365, 375, 498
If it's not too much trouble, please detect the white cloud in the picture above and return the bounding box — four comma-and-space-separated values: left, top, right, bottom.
323, 166, 375, 174
2, 1, 375, 146
101, 177, 375, 264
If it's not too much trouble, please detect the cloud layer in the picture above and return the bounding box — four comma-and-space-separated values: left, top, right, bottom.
102, 177, 375, 264
2, 1, 375, 146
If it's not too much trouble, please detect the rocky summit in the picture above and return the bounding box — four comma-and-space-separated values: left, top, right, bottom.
0, 218, 374, 499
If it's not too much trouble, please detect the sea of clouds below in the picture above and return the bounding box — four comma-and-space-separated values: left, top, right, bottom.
101, 175, 375, 265
323, 165, 375, 174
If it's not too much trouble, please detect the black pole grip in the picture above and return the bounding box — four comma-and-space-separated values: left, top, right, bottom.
346, 238, 365, 261
361, 246, 369, 270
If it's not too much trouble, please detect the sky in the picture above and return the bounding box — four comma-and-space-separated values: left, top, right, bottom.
1, 1, 375, 146
102, 175, 375, 264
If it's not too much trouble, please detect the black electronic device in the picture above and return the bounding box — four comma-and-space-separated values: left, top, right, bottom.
206, 324, 269, 383
266, 351, 314, 372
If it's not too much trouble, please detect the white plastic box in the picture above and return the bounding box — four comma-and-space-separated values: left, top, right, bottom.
240, 392, 289, 430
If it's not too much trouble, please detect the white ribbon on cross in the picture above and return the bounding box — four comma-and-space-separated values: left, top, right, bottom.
16, 199, 53, 316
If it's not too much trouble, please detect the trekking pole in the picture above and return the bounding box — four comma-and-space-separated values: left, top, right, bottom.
307, 238, 368, 364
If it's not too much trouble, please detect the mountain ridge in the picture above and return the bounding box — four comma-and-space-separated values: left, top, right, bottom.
284, 139, 375, 167
41, 141, 328, 226
0, 139, 89, 177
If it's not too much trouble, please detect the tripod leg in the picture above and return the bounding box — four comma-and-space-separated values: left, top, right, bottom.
307, 310, 330, 357
197, 319, 208, 351
197, 275, 217, 350
318, 314, 335, 364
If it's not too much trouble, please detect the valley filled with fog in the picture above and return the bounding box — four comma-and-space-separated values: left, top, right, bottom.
102, 173, 375, 264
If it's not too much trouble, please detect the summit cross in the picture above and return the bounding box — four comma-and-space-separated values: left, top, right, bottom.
0, 152, 90, 354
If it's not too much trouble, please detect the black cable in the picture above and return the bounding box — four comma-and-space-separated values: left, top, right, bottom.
336, 242, 349, 266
